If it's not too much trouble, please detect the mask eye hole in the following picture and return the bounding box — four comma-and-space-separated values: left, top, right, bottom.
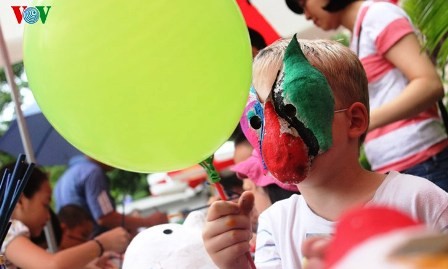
284, 104, 296, 118
250, 116, 262, 130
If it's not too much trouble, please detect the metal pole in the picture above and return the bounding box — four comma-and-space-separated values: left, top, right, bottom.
0, 22, 58, 253
0, 24, 35, 163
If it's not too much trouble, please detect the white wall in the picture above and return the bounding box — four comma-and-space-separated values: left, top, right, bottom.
251, 0, 342, 39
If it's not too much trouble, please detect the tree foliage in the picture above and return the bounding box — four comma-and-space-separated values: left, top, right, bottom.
402, 0, 448, 78
107, 169, 150, 202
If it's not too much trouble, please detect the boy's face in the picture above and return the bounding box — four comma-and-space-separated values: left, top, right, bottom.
244, 38, 335, 184
66, 219, 94, 242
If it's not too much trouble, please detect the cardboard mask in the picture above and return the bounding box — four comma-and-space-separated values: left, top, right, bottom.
246, 36, 335, 184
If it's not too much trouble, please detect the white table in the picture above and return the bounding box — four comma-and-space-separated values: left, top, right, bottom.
116, 186, 210, 220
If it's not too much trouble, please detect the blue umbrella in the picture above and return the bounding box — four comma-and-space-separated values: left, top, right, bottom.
0, 103, 82, 166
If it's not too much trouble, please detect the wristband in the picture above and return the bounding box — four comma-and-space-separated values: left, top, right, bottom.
92, 239, 104, 257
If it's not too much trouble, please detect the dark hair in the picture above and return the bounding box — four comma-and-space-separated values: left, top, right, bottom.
220, 172, 243, 198
264, 184, 299, 203
323, 0, 358, 13
248, 28, 267, 51
58, 204, 93, 229
285, 0, 303, 14
0, 163, 48, 199
285, 0, 359, 14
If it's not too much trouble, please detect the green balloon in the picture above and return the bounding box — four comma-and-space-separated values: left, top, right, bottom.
24, 0, 252, 172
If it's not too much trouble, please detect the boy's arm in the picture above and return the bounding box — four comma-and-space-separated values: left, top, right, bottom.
203, 192, 254, 269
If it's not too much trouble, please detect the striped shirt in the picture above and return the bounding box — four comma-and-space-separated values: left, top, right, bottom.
351, 1, 447, 172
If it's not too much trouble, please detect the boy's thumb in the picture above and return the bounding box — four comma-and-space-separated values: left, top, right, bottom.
238, 191, 255, 216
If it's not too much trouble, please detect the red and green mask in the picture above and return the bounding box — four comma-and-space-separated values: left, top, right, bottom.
244, 37, 335, 184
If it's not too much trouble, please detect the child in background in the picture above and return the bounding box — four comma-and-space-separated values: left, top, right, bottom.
207, 172, 244, 205
0, 164, 130, 269
58, 204, 125, 269
232, 124, 254, 164
202, 37, 448, 269
58, 204, 94, 250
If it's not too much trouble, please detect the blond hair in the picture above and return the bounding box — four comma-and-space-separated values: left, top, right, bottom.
253, 37, 369, 141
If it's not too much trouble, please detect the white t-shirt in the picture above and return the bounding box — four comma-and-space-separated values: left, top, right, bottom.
254, 171, 448, 268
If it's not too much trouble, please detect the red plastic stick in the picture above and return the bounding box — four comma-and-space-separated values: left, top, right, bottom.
201, 157, 256, 269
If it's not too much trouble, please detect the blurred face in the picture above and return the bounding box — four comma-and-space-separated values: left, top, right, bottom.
72, 220, 94, 240
242, 179, 271, 214
233, 141, 253, 164
19, 180, 52, 237
63, 220, 94, 248
301, 0, 341, 30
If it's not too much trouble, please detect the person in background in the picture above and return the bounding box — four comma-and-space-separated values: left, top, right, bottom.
202, 37, 448, 269
58, 204, 122, 269
54, 155, 168, 236
232, 124, 254, 164
30, 208, 62, 250
0, 163, 130, 269
207, 172, 244, 205
57, 204, 94, 250
287, 0, 448, 191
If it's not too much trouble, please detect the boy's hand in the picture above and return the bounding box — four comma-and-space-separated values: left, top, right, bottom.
203, 191, 255, 269
302, 236, 331, 269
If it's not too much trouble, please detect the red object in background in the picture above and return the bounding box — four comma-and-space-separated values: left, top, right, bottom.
236, 0, 280, 45
325, 206, 421, 268
167, 158, 235, 188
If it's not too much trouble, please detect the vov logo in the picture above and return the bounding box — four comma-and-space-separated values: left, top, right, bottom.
11, 6, 51, 24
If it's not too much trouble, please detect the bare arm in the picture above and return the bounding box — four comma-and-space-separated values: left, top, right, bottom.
97, 210, 168, 231
5, 227, 129, 269
369, 33, 444, 131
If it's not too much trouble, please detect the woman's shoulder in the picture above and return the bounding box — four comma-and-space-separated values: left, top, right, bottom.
364, 1, 409, 25
1, 220, 30, 253
367, 1, 404, 14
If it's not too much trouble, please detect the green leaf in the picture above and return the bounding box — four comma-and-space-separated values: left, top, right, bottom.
403, 0, 448, 75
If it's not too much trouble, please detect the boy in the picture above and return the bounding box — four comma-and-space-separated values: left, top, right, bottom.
287, 0, 448, 191
202, 37, 448, 269
58, 204, 95, 250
